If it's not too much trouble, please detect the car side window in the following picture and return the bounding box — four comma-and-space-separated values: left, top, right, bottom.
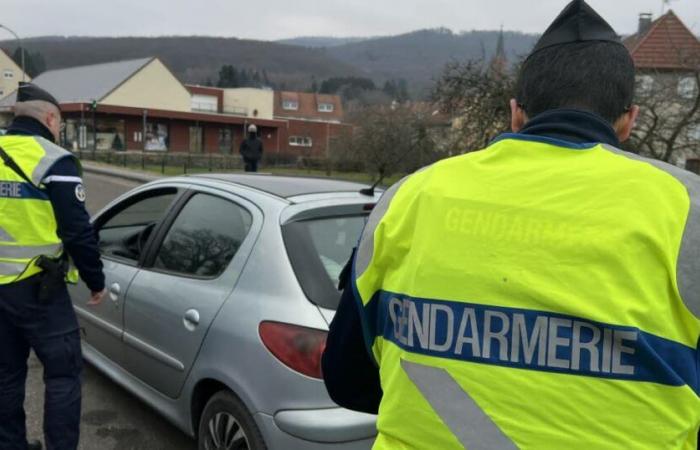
153, 193, 253, 278
98, 189, 178, 263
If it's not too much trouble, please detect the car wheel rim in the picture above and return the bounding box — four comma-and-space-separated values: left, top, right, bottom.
204, 412, 249, 450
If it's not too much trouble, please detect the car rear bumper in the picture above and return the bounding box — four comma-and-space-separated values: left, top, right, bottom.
255, 407, 376, 449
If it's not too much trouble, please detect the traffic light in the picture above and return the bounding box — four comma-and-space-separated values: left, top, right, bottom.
91, 100, 97, 111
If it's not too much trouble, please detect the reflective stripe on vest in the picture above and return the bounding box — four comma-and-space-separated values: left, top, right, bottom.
402, 360, 516, 450
0, 243, 62, 259
354, 136, 700, 449
0, 135, 78, 284
0, 226, 16, 242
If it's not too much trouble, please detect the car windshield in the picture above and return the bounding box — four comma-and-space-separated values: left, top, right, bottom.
282, 215, 368, 310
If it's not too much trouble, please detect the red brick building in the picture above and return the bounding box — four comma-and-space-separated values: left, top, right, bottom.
0, 58, 285, 154
274, 91, 352, 158
622, 10, 700, 165
0, 58, 353, 160
624, 11, 700, 71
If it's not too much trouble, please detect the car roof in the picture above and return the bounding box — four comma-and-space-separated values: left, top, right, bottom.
191, 173, 372, 199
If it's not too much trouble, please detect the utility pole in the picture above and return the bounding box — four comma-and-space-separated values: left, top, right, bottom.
91, 99, 97, 152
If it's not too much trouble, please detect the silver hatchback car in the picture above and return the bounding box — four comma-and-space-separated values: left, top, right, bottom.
70, 173, 379, 449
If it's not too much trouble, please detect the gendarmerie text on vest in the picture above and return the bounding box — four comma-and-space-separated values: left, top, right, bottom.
385, 296, 637, 376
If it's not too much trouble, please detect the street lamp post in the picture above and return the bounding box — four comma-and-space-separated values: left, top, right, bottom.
0, 24, 25, 81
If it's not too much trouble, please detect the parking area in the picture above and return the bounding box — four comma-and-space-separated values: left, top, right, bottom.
24, 171, 196, 450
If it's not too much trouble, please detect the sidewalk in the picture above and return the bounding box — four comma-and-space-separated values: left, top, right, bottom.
81, 161, 162, 184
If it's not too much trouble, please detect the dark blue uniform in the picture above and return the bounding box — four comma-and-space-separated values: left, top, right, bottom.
0, 116, 104, 450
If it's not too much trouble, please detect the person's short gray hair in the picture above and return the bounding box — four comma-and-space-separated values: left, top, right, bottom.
13, 100, 61, 125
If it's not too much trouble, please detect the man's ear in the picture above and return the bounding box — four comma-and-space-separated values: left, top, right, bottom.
510, 99, 527, 132
43, 109, 57, 128
614, 105, 640, 143
44, 109, 61, 141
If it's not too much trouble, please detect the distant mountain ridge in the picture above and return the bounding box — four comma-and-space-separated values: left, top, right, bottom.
326, 28, 538, 96
277, 36, 370, 47
1, 29, 539, 97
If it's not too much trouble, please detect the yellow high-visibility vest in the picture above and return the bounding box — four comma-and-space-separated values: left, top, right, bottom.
354, 134, 700, 449
0, 134, 80, 285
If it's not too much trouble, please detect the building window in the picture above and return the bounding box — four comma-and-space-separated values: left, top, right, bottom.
688, 124, 700, 141
145, 123, 169, 151
282, 100, 299, 110
191, 94, 218, 113
289, 136, 312, 147
219, 128, 233, 154
678, 77, 698, 100
94, 118, 126, 151
189, 126, 203, 153
636, 75, 654, 97
318, 103, 334, 112
3, 70, 13, 79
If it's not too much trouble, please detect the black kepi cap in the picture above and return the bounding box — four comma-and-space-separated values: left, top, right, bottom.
16, 82, 60, 108
528, 0, 623, 59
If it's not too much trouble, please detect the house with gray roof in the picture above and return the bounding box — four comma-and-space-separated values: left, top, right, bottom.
0, 57, 283, 153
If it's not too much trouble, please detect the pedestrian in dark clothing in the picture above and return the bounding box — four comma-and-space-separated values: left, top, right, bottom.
0, 82, 106, 450
239, 124, 263, 172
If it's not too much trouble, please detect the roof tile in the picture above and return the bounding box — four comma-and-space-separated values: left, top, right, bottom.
623, 10, 700, 70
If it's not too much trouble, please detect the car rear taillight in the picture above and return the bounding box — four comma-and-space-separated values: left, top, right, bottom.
259, 321, 327, 379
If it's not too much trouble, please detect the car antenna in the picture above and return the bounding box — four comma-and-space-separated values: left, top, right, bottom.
360, 173, 385, 197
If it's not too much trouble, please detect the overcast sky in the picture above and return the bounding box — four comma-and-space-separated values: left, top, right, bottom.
1, 0, 699, 41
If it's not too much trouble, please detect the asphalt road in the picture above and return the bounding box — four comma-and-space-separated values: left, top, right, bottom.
24, 171, 196, 450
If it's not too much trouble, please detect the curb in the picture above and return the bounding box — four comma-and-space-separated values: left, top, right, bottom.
81, 162, 162, 184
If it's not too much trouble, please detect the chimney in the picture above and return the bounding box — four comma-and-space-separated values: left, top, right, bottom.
638, 13, 653, 36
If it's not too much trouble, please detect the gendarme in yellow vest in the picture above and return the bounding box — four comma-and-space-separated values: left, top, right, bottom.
0, 134, 79, 285
353, 134, 700, 449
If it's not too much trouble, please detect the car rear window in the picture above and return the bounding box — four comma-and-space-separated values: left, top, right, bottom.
282, 215, 367, 310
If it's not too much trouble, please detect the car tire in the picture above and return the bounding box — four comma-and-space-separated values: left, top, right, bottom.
198, 391, 267, 450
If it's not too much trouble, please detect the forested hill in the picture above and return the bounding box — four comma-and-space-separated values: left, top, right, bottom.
325, 29, 538, 96
1, 29, 538, 96
1, 36, 360, 90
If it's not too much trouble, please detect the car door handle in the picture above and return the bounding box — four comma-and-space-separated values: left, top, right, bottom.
183, 309, 200, 331
109, 282, 121, 302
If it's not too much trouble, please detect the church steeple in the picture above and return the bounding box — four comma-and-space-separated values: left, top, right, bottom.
490, 26, 508, 75
495, 26, 506, 60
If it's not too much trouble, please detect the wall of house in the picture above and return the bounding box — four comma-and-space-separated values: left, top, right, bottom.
222, 88, 274, 119
168, 121, 190, 152
0, 51, 29, 100
277, 120, 352, 158
204, 124, 219, 153
102, 59, 191, 112
124, 116, 144, 150
635, 69, 700, 166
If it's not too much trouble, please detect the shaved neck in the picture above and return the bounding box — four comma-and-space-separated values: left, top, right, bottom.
14, 100, 60, 124
13, 100, 61, 141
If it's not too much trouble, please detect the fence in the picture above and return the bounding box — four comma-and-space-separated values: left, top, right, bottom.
72, 149, 360, 175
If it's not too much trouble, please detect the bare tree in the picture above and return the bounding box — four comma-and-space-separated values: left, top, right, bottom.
628, 68, 700, 164
432, 60, 516, 154
331, 105, 437, 180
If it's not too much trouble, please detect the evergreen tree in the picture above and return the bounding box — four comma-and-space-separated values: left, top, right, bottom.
217, 65, 239, 88
262, 69, 271, 87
